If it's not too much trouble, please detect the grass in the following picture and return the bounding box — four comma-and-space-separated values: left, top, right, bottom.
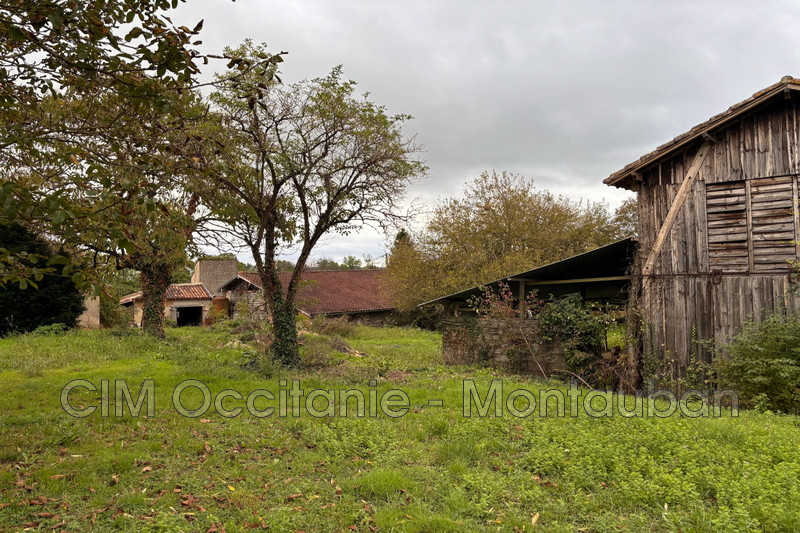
0, 325, 799, 531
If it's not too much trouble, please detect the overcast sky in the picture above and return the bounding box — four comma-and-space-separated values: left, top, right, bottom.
174, 0, 800, 265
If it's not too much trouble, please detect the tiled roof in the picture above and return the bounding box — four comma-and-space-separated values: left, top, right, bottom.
606, 76, 800, 188
119, 283, 212, 304
220, 270, 394, 316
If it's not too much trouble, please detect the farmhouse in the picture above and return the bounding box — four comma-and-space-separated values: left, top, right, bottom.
120, 283, 214, 327
120, 259, 396, 326
218, 268, 396, 325
607, 76, 800, 378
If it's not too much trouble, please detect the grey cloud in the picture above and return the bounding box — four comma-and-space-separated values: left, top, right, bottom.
177, 0, 800, 260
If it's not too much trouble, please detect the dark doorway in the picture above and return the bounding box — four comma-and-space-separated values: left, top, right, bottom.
176, 306, 203, 327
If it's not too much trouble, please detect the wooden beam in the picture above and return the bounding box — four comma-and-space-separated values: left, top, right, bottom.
520, 276, 631, 286
642, 140, 713, 280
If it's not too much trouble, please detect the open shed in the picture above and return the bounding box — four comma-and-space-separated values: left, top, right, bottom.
420, 237, 636, 313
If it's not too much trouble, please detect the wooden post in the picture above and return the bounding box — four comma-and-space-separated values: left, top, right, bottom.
642, 141, 713, 285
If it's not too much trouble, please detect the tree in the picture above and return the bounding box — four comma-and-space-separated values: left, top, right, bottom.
0, 223, 85, 335
4, 88, 207, 338
202, 42, 425, 366
0, 1, 205, 285
0, 2, 282, 294
341, 255, 362, 270
387, 171, 632, 311
611, 196, 638, 238
309, 258, 340, 271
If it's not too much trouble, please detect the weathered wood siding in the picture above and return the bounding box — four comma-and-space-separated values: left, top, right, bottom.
636, 97, 800, 378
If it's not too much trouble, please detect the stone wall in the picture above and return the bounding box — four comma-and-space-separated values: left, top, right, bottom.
441, 317, 565, 377
77, 296, 100, 329
191, 259, 238, 296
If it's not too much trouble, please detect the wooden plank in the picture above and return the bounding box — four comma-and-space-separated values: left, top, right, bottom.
752, 232, 795, 242
708, 218, 747, 229
794, 175, 800, 263
706, 196, 748, 207
745, 180, 754, 271
708, 233, 748, 244
750, 207, 794, 217
751, 222, 795, 233
749, 193, 794, 204
750, 182, 793, 193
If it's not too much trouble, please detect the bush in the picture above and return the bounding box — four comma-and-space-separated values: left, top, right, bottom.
716, 312, 800, 414
30, 323, 69, 336
309, 315, 356, 337
0, 223, 86, 336
537, 294, 603, 375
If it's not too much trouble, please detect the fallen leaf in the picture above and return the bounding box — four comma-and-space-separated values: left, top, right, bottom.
49, 475, 66, 480
110, 474, 119, 486
532, 512, 540, 525
141, 466, 152, 473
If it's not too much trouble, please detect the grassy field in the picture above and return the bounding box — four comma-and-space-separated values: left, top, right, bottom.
0, 324, 799, 532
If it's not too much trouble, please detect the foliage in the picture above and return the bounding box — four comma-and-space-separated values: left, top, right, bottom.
467, 282, 544, 318
387, 171, 635, 311
716, 312, 800, 414
612, 196, 638, 238
200, 41, 425, 366
0, 223, 85, 336
0, 326, 796, 531
30, 323, 69, 336
537, 294, 604, 375
309, 315, 357, 338
0, 0, 208, 288
341, 255, 362, 270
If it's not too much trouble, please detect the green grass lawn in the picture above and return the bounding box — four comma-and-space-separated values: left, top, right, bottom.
0, 325, 799, 531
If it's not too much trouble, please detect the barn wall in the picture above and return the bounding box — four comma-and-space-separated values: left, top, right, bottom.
636, 96, 800, 377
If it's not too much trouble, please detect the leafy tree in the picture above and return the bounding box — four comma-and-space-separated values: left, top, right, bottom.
0, 223, 85, 335
309, 258, 341, 271
341, 255, 362, 270
201, 42, 425, 367
5, 88, 207, 338
612, 196, 638, 238
387, 171, 631, 311
0, 1, 282, 299
275, 259, 295, 272
0, 1, 205, 285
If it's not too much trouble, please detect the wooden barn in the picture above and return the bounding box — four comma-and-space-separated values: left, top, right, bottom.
606, 76, 800, 378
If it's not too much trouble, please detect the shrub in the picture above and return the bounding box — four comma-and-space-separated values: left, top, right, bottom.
0, 223, 86, 336
537, 294, 603, 375
30, 323, 69, 336
309, 315, 356, 337
716, 312, 800, 414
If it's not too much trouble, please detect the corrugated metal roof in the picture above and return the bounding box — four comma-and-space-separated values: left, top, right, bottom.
418, 237, 637, 306
606, 76, 800, 188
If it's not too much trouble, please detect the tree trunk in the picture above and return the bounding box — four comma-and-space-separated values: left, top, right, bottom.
140, 262, 171, 339
270, 302, 299, 367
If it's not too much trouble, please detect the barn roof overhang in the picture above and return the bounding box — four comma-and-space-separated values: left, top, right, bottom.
418, 237, 637, 307
605, 76, 800, 190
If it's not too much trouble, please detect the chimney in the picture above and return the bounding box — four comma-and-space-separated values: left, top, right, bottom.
192, 258, 239, 296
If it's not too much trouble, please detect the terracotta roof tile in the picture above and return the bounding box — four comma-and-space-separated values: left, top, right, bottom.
119, 283, 211, 304
220, 270, 394, 316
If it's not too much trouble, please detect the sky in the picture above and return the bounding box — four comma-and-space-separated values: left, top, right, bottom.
173, 0, 800, 265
